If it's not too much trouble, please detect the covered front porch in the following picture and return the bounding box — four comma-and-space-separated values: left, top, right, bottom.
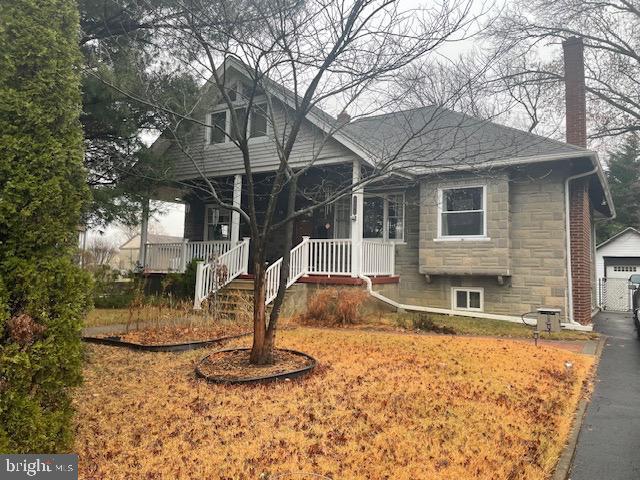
141, 160, 405, 306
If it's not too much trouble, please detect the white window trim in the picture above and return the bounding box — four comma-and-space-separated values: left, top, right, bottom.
205, 94, 270, 146
436, 184, 489, 241
451, 287, 484, 312
362, 192, 405, 243
203, 204, 232, 241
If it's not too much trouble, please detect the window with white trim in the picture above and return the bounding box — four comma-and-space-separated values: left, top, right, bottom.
362, 193, 405, 242
206, 81, 268, 144
438, 186, 486, 238
452, 287, 483, 311
204, 205, 231, 241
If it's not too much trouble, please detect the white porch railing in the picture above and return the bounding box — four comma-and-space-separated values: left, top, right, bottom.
307, 239, 353, 275
191, 237, 396, 308
361, 240, 395, 276
264, 258, 283, 305
265, 237, 312, 305
193, 238, 250, 309
145, 240, 235, 272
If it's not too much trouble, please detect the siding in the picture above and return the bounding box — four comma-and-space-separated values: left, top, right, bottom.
163, 70, 359, 180
596, 230, 640, 279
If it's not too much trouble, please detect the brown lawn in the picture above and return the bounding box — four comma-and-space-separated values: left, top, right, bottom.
74, 327, 593, 480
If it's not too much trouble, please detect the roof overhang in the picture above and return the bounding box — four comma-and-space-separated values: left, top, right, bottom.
413, 150, 615, 219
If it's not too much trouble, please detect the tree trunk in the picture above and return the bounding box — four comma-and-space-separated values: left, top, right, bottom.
249, 259, 272, 364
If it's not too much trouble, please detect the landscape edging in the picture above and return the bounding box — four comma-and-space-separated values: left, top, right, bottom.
195, 347, 317, 384
82, 332, 250, 352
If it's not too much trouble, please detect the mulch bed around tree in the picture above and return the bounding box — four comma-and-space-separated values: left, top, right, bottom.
97, 324, 250, 346
196, 348, 316, 383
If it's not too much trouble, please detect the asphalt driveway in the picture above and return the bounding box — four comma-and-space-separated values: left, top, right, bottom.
569, 311, 640, 479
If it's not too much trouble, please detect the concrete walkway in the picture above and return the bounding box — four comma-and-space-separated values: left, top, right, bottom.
569, 311, 640, 479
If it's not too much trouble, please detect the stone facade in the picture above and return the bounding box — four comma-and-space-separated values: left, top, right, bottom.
380, 164, 574, 320
419, 173, 511, 276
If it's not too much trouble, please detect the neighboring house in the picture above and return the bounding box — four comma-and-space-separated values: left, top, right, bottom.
144, 40, 614, 327
114, 234, 183, 272
596, 227, 640, 312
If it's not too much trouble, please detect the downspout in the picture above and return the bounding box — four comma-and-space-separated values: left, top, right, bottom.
564, 165, 598, 325
358, 274, 593, 331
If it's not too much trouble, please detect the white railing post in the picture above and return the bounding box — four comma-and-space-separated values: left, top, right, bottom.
390, 243, 395, 275
181, 238, 188, 273
193, 261, 205, 309
241, 237, 250, 274
302, 236, 310, 276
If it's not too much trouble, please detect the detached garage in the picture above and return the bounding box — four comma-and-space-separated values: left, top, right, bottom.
596, 227, 640, 311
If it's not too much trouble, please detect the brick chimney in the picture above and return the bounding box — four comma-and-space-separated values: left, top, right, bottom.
563, 36, 593, 324
563, 37, 587, 147
337, 111, 351, 125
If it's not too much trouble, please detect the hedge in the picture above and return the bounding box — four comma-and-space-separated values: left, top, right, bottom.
0, 0, 91, 452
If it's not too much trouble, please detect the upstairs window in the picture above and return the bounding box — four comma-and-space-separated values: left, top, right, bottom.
210, 111, 227, 144
438, 186, 486, 238
207, 103, 268, 144
207, 80, 269, 144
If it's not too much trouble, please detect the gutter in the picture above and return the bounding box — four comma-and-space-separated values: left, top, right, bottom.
358, 275, 593, 332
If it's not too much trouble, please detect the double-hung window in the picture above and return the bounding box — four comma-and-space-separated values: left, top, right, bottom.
438, 186, 486, 239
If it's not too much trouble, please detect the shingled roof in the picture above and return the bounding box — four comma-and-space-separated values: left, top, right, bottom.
341, 106, 590, 174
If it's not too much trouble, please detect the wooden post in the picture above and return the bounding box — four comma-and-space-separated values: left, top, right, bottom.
193, 261, 205, 309
138, 197, 150, 268
241, 237, 250, 274
231, 174, 242, 244
181, 238, 188, 273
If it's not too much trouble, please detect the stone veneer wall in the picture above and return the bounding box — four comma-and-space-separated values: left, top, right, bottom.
419, 173, 511, 276
381, 165, 571, 319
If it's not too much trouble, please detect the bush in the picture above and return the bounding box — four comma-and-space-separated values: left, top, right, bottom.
163, 259, 201, 299
302, 288, 368, 325
0, 0, 90, 453
92, 266, 135, 308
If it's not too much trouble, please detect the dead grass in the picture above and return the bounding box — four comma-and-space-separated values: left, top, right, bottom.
387, 312, 599, 341
101, 323, 250, 345
74, 327, 593, 480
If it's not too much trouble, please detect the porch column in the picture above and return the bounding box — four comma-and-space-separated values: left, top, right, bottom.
231, 174, 242, 244
138, 197, 150, 268
351, 160, 364, 276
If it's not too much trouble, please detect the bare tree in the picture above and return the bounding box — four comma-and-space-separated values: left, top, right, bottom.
487, 0, 640, 144
91, 0, 501, 364
88, 236, 119, 267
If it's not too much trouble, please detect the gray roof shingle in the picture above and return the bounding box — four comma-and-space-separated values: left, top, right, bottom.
341, 106, 590, 174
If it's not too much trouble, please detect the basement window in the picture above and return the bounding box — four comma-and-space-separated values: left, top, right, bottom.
452, 287, 483, 312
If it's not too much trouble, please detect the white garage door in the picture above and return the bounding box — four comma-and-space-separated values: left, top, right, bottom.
606, 265, 638, 279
